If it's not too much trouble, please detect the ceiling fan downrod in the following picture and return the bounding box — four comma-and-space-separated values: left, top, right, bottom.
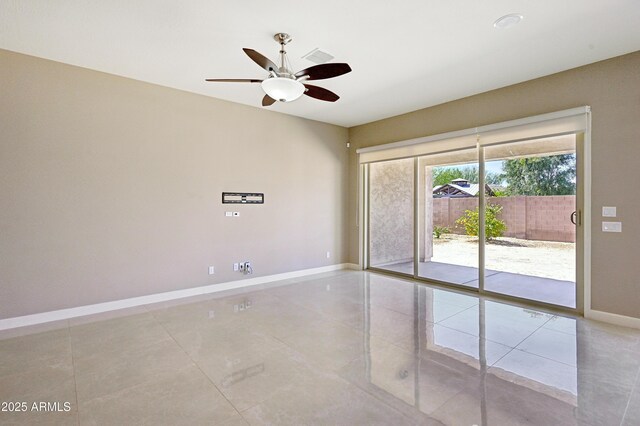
274, 32, 292, 76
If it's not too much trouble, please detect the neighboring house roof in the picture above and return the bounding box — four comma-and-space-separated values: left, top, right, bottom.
489, 184, 506, 193
433, 183, 496, 197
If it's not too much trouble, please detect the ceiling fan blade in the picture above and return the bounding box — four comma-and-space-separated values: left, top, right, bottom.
243, 48, 278, 72
262, 94, 276, 106
295, 63, 352, 81
205, 79, 262, 83
303, 84, 340, 102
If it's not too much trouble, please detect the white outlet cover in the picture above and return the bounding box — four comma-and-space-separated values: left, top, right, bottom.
225, 212, 233, 217
233, 263, 239, 271
326, 251, 331, 258
602, 221, 622, 232
602, 206, 617, 217
208, 266, 215, 275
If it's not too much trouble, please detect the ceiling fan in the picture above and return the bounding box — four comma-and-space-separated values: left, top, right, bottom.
206, 33, 352, 106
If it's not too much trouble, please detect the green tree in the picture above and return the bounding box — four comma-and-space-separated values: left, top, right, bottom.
433, 166, 502, 187
455, 204, 507, 241
502, 154, 575, 196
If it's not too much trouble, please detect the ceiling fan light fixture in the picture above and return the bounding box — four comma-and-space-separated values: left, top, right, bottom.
261, 77, 305, 102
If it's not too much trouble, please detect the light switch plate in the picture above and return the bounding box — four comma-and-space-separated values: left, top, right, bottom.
602, 221, 622, 232
602, 206, 617, 217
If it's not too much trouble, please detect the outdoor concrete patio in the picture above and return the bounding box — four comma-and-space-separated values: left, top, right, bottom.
375, 261, 576, 309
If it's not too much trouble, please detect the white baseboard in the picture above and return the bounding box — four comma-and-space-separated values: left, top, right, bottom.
19, 261, 638, 332
585, 309, 640, 329
0, 263, 354, 331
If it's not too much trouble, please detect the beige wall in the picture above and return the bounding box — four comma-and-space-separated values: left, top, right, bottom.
3, 47, 640, 321
349, 51, 640, 319
0, 49, 349, 319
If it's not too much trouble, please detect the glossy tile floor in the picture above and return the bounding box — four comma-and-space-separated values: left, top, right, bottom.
1, 271, 640, 425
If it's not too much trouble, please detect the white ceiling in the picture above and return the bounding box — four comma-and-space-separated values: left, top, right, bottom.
1, 0, 639, 127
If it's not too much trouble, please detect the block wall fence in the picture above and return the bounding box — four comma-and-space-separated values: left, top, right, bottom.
434, 195, 576, 243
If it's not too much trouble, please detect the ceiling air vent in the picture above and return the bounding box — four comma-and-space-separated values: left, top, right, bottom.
301, 48, 334, 64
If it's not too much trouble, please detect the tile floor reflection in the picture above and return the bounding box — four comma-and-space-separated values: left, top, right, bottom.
1, 270, 639, 425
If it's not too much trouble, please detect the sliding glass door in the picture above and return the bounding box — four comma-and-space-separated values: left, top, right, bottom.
482, 136, 577, 308
417, 148, 479, 289
364, 130, 583, 312
368, 158, 414, 275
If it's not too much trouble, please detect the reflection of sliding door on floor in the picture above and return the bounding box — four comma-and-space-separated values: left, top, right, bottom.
368, 158, 414, 275
417, 148, 479, 289
482, 136, 577, 308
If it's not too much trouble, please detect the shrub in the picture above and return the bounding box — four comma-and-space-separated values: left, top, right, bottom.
433, 226, 450, 239
455, 204, 506, 240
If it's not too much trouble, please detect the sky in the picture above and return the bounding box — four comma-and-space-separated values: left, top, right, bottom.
485, 160, 503, 175
439, 160, 504, 175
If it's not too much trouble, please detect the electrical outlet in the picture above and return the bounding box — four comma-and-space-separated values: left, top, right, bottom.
208, 266, 215, 275
233, 263, 239, 272
326, 251, 331, 259
233, 212, 240, 217
233, 301, 252, 312
225, 212, 233, 217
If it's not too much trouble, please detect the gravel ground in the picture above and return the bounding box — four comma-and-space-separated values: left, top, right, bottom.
431, 234, 575, 282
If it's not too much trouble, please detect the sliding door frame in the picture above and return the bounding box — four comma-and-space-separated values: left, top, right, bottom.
476, 134, 583, 313
359, 108, 591, 316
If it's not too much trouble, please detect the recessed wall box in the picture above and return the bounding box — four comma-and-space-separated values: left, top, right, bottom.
222, 192, 264, 204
